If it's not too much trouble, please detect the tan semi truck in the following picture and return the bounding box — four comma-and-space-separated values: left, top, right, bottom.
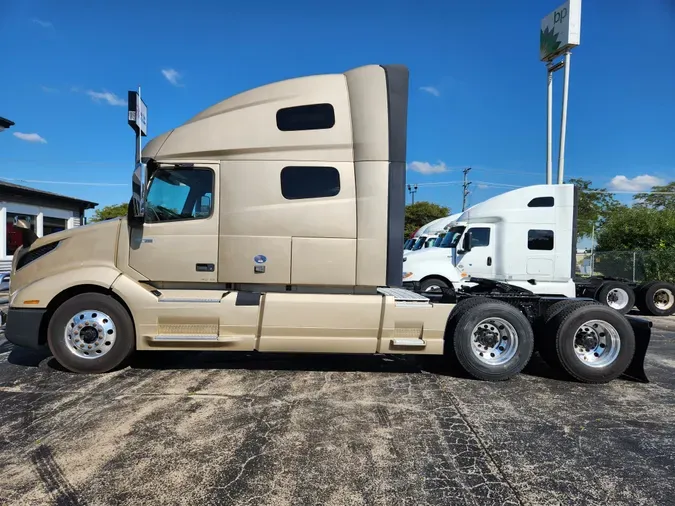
4, 64, 652, 383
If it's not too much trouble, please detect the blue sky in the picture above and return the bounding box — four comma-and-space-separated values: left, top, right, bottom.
1, 0, 673, 217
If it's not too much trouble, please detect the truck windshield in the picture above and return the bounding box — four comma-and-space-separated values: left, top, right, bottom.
145, 168, 214, 223
439, 226, 465, 248
412, 237, 426, 250
432, 233, 446, 247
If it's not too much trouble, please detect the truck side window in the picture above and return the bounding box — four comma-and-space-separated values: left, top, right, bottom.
469, 227, 490, 247
527, 196, 554, 207
528, 229, 554, 250
276, 103, 335, 131
145, 168, 214, 223
280, 166, 340, 200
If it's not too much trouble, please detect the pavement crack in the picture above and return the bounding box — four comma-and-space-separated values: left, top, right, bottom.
433, 376, 528, 506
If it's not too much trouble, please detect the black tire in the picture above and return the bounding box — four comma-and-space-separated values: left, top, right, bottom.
596, 281, 635, 314
451, 299, 534, 381
47, 293, 135, 374
546, 304, 635, 383
634, 281, 655, 311
420, 277, 449, 294
537, 300, 600, 371
635, 281, 675, 316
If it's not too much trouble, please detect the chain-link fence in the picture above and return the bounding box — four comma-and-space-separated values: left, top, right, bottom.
576, 250, 675, 283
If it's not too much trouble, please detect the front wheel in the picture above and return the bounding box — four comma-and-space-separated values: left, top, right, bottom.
450, 299, 534, 381
420, 277, 449, 294
47, 293, 135, 373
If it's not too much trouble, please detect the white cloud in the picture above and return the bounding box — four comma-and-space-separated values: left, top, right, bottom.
407, 161, 449, 175
13, 132, 47, 144
420, 86, 440, 97
32, 18, 53, 28
609, 174, 666, 192
86, 90, 126, 106
476, 183, 490, 190
161, 68, 183, 87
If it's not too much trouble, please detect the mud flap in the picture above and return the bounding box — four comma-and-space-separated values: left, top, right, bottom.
623, 316, 652, 383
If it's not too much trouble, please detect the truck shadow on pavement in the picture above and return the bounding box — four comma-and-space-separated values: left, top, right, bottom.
7, 344, 631, 383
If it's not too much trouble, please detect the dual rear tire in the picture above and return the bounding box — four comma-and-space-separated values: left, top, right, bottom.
446, 297, 636, 383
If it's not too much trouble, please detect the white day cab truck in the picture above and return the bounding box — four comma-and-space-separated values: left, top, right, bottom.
404, 213, 462, 254
4, 64, 652, 383
401, 184, 675, 317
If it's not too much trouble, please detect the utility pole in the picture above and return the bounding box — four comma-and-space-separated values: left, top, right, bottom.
462, 167, 472, 211
407, 184, 418, 204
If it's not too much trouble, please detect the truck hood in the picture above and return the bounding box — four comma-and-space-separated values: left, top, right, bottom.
11, 218, 123, 296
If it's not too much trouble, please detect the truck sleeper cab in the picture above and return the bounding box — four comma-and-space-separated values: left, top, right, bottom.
4, 64, 651, 384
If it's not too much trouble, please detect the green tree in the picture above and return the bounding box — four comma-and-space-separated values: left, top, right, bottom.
596, 206, 675, 282
634, 181, 675, 211
90, 203, 128, 222
404, 201, 450, 239
567, 177, 623, 239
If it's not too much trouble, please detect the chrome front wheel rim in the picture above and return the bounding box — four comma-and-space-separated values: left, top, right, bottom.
64, 310, 117, 359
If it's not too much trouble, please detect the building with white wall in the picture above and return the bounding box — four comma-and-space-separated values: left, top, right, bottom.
0, 181, 97, 271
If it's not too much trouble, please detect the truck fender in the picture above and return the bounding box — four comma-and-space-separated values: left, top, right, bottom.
10, 267, 122, 309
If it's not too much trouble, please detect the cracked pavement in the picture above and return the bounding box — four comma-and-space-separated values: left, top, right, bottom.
0, 324, 674, 506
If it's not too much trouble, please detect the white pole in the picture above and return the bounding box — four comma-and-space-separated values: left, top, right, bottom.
590, 222, 595, 275
557, 51, 572, 184
546, 67, 553, 184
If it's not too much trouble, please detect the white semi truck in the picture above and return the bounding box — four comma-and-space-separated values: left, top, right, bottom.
4, 64, 652, 383
402, 184, 675, 316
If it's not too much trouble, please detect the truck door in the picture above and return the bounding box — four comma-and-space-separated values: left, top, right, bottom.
455, 225, 495, 279
129, 164, 220, 282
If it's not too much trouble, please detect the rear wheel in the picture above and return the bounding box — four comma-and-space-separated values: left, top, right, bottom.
596, 281, 635, 314
636, 281, 675, 316
47, 293, 135, 374
546, 304, 635, 383
538, 300, 601, 371
450, 299, 534, 381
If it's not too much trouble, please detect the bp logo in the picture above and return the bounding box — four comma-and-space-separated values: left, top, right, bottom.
540, 25, 562, 58
254, 255, 267, 264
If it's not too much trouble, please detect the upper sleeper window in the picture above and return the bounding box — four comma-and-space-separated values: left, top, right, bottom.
528, 196, 554, 207
281, 166, 340, 200
276, 103, 335, 131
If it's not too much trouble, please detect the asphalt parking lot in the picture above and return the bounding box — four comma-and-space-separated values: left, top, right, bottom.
0, 319, 674, 506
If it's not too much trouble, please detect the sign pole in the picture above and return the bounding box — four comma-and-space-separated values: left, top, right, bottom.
546, 66, 554, 184
135, 86, 142, 169
540, 0, 581, 185
557, 50, 571, 184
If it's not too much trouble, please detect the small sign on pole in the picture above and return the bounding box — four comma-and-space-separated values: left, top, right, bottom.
540, 0, 582, 62
127, 90, 148, 137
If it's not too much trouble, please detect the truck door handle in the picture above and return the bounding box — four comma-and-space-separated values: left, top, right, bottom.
487, 257, 492, 266
196, 263, 215, 272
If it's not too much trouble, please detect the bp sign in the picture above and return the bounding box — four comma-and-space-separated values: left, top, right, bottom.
540, 0, 582, 61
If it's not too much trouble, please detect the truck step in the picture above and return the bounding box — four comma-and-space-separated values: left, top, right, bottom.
152, 335, 220, 342
377, 287, 430, 306
390, 338, 426, 348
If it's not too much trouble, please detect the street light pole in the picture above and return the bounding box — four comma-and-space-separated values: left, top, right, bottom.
407, 184, 418, 204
